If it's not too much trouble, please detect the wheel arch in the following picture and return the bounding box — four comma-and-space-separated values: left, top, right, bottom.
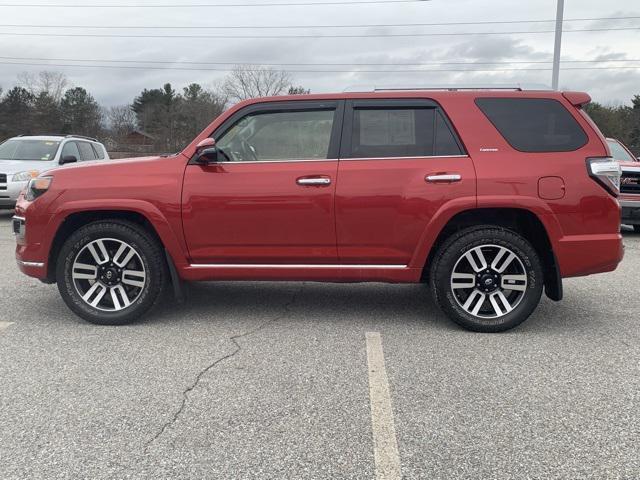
45, 206, 186, 283
419, 207, 562, 301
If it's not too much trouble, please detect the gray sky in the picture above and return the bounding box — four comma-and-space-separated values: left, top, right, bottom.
0, 0, 638, 106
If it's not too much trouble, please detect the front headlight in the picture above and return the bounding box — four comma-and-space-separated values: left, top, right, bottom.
24, 176, 53, 201
12, 170, 40, 182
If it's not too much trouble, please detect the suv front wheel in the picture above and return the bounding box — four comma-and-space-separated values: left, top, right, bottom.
430, 227, 544, 332
56, 220, 167, 325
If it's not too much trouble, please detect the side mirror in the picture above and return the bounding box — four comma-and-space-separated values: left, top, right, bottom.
60, 155, 78, 165
195, 137, 215, 151
194, 138, 218, 164
195, 147, 219, 164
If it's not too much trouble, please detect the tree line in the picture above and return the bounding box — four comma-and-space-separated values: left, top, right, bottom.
585, 95, 640, 155
0, 66, 309, 153
2, 68, 638, 155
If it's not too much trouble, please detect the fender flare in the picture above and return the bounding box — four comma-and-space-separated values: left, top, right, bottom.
409, 195, 564, 270
48, 199, 189, 269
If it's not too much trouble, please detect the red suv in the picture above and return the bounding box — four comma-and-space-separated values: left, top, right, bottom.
13, 88, 623, 332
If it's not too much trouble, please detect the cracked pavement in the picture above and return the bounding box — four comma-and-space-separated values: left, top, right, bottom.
144, 283, 305, 452
0, 210, 639, 479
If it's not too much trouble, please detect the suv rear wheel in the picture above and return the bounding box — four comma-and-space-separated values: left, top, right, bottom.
56, 220, 167, 325
430, 227, 544, 332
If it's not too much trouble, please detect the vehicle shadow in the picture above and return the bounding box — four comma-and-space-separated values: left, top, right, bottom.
150, 280, 603, 335
28, 277, 614, 336
155, 280, 456, 331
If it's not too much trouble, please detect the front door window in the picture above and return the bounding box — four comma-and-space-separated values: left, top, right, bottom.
216, 109, 335, 162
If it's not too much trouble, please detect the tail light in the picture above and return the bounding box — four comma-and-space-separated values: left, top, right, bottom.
587, 157, 621, 197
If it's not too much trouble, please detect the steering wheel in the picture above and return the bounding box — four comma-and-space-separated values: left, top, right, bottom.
240, 140, 259, 161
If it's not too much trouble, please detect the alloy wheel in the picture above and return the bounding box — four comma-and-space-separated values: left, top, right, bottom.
71, 238, 146, 312
450, 244, 528, 318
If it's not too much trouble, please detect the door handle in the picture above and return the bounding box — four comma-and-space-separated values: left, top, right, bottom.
297, 177, 331, 186
425, 173, 462, 183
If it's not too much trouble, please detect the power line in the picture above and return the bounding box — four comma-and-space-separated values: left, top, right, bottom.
1, 55, 639, 67
0, 27, 638, 39
0, 16, 638, 29
1, 60, 639, 73
0, 0, 429, 7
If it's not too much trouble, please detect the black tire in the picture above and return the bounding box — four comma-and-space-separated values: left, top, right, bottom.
430, 226, 544, 333
56, 220, 167, 325
634, 225, 640, 234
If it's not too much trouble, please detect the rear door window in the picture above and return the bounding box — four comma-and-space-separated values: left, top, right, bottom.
476, 98, 588, 152
343, 101, 464, 158
77, 142, 97, 161
435, 111, 463, 156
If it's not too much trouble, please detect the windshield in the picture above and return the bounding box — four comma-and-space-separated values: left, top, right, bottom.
0, 139, 61, 161
607, 139, 636, 162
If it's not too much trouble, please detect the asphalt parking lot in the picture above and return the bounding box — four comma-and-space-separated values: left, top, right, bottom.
0, 209, 638, 480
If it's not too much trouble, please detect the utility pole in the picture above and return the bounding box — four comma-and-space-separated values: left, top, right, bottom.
552, 0, 565, 90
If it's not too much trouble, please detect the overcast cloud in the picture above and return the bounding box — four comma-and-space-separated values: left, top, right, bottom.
0, 0, 638, 106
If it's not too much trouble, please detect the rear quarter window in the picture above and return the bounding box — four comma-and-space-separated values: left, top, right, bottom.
475, 98, 588, 153
92, 143, 106, 159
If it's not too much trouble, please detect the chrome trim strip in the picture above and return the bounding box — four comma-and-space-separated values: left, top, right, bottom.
621, 166, 640, 173
188, 263, 408, 269
340, 155, 469, 161
12, 215, 25, 222
191, 155, 469, 166
17, 260, 44, 268
620, 200, 640, 207
194, 159, 336, 165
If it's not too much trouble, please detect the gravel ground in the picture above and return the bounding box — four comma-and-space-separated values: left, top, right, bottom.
0, 209, 638, 479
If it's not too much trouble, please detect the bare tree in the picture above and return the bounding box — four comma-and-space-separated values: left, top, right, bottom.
17, 71, 69, 102
106, 105, 137, 141
288, 86, 311, 95
222, 66, 292, 103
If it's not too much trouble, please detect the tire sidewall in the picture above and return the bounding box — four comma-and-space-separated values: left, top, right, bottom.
56, 222, 162, 325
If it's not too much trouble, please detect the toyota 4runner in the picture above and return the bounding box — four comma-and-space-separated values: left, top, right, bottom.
13, 88, 624, 332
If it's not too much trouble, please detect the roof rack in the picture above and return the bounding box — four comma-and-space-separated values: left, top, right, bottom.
344, 83, 552, 93
29, 134, 99, 142
65, 134, 99, 142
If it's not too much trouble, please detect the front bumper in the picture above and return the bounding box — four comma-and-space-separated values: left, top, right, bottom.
13, 207, 49, 280
620, 199, 640, 225
0, 180, 28, 208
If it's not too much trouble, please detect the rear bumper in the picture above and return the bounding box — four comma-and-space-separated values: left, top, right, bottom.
556, 233, 624, 277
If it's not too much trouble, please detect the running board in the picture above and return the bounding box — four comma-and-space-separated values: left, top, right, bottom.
181, 263, 419, 283
189, 263, 408, 269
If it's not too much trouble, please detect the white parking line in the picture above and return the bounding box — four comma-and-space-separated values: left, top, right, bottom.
366, 332, 402, 480
0, 321, 13, 332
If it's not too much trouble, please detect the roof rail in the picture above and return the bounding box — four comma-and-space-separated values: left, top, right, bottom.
14, 133, 101, 141
344, 83, 552, 93
65, 134, 99, 142
375, 86, 524, 92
